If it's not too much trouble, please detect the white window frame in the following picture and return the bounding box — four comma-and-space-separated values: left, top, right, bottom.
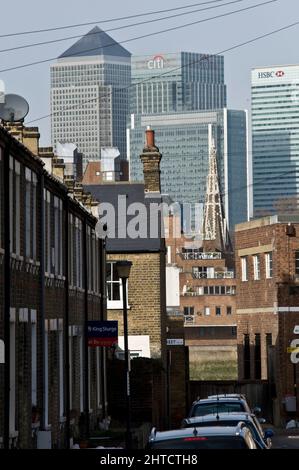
204, 306, 210, 316
96, 348, 101, 409
58, 320, 64, 419
241, 256, 248, 282
31, 310, 37, 407
9, 308, 16, 435
253, 255, 260, 281
265, 252, 273, 279
107, 261, 129, 309
44, 321, 49, 428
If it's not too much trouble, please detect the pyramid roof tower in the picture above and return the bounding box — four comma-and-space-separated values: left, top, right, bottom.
59, 26, 131, 59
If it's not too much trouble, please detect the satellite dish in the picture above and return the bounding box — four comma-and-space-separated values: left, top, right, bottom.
0, 94, 29, 122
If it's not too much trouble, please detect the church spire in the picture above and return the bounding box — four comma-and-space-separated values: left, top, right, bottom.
202, 136, 231, 252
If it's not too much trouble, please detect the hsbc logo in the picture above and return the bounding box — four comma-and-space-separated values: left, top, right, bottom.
258, 70, 285, 79
147, 55, 165, 69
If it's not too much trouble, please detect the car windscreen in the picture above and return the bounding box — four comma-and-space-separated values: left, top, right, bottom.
150, 436, 248, 449
192, 403, 244, 416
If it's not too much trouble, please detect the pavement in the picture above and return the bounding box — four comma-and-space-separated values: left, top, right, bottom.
271, 428, 299, 449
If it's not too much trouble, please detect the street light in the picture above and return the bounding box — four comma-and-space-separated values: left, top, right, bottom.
115, 260, 132, 449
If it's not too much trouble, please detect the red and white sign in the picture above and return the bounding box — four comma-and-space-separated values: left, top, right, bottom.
148, 55, 165, 70
276, 70, 285, 77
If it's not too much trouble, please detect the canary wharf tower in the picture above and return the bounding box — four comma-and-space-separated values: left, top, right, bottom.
51, 27, 131, 163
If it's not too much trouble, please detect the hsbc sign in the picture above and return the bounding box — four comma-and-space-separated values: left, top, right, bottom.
147, 55, 165, 69
258, 70, 285, 79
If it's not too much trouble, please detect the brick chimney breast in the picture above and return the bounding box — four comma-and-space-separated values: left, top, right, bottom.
140, 127, 162, 193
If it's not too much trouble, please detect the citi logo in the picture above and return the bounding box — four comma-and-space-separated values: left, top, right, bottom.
147, 55, 165, 70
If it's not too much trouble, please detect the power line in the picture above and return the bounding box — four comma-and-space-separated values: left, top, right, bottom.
0, 0, 277, 74
0, 0, 249, 55
26, 18, 298, 125
0, 0, 232, 38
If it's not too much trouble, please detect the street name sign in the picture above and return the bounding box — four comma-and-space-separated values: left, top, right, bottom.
87, 321, 118, 347
167, 338, 184, 346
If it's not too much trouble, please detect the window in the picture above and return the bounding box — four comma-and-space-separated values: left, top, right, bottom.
31, 311, 37, 407
227, 306, 232, 315
9, 157, 21, 255
204, 306, 210, 316
295, 251, 299, 276
215, 306, 221, 316
265, 252, 273, 278
253, 255, 260, 280
244, 334, 251, 379
25, 169, 37, 260
183, 306, 194, 316
241, 257, 248, 281
106, 261, 129, 309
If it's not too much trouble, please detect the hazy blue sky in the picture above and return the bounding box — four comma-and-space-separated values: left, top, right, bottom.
0, 0, 298, 145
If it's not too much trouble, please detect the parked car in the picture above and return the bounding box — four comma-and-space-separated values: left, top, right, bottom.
181, 412, 274, 449
147, 425, 258, 449
188, 397, 252, 418
205, 395, 263, 420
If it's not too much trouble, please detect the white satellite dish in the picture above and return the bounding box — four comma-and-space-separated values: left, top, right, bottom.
0, 93, 29, 122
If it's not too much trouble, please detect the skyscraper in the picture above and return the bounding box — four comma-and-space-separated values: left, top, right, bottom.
51, 27, 131, 164
252, 65, 299, 217
128, 109, 248, 231
131, 52, 226, 114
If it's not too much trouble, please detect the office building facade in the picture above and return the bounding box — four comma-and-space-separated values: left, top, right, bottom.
128, 109, 248, 232
131, 52, 226, 115
51, 27, 131, 164
252, 65, 299, 217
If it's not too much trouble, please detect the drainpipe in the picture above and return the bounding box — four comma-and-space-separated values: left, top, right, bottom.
3, 142, 11, 449
100, 237, 107, 419
83, 218, 89, 438
39, 173, 46, 432
64, 197, 70, 448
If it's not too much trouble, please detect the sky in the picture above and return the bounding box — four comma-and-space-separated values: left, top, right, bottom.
0, 0, 298, 145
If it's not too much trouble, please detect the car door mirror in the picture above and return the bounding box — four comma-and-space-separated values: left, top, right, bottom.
264, 429, 274, 439
258, 418, 266, 424
252, 406, 261, 415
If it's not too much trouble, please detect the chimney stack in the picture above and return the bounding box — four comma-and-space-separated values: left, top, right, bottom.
140, 126, 162, 193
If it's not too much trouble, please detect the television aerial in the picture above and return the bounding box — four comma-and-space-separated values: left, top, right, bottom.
0, 93, 29, 122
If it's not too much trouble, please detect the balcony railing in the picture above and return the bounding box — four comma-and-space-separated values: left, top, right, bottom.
182, 286, 236, 296
192, 271, 235, 279
180, 251, 222, 261
184, 315, 195, 325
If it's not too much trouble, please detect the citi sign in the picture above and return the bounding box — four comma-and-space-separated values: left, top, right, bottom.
258, 70, 285, 79
147, 55, 165, 69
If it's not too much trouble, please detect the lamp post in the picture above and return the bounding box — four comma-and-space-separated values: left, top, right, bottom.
115, 260, 132, 449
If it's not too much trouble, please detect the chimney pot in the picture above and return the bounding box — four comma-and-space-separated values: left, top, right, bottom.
145, 127, 155, 148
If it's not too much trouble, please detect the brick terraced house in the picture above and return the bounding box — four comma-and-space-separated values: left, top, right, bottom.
235, 215, 299, 425
0, 123, 107, 448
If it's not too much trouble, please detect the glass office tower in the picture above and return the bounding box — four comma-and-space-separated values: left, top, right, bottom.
252, 65, 299, 217
131, 52, 226, 114
129, 109, 248, 231
51, 27, 131, 164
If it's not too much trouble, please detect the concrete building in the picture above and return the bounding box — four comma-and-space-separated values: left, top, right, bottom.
129, 110, 248, 232
0, 122, 107, 448
251, 65, 299, 217
131, 52, 226, 114
51, 27, 131, 164
235, 215, 299, 424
